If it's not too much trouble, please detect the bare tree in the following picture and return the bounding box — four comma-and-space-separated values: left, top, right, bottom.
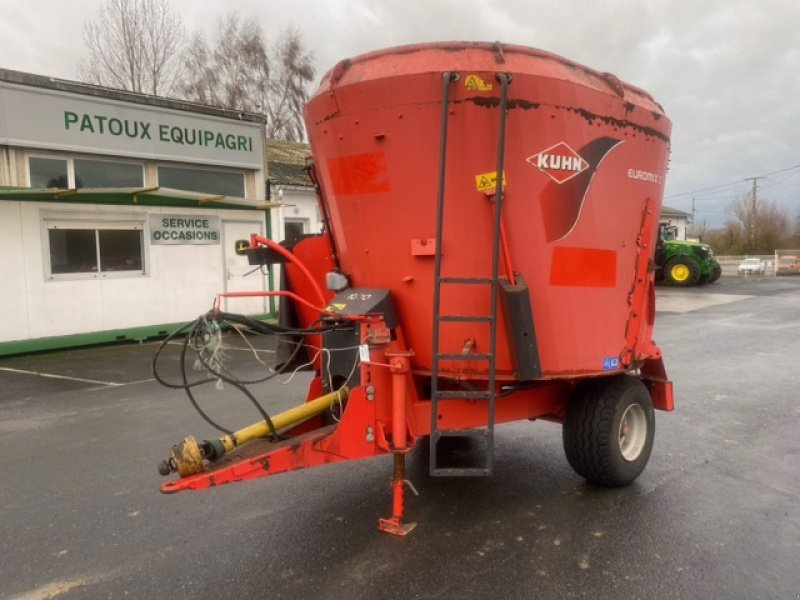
179, 14, 315, 141
80, 0, 184, 96
706, 221, 746, 255
727, 193, 791, 254
266, 29, 316, 141
181, 15, 269, 110
692, 218, 710, 242
792, 212, 800, 247
705, 192, 793, 254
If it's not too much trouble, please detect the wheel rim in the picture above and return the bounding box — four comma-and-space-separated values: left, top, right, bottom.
670, 263, 689, 281
618, 404, 648, 461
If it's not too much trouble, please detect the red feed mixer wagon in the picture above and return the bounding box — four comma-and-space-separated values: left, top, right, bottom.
157, 41, 674, 535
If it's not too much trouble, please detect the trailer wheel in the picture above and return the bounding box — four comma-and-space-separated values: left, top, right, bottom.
563, 375, 655, 486
665, 257, 700, 286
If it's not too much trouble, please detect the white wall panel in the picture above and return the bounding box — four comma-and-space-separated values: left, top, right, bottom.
0, 203, 29, 341
2, 201, 266, 343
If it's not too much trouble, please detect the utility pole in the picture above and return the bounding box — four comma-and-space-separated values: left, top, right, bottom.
745, 176, 765, 210
744, 176, 766, 252
691, 197, 696, 239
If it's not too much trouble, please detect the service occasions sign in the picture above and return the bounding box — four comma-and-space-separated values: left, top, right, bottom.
149, 214, 221, 245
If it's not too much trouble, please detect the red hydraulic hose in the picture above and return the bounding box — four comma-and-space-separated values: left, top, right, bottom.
248, 233, 327, 307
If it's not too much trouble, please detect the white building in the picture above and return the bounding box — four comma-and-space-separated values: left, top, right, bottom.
0, 69, 281, 355
660, 205, 692, 240
267, 140, 321, 241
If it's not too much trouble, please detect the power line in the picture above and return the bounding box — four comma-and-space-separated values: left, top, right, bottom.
664, 180, 745, 200
665, 162, 800, 200
759, 163, 800, 178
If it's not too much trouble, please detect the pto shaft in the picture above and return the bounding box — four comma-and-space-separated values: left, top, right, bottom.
159, 387, 349, 477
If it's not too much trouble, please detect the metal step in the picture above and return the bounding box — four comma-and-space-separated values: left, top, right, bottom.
433, 390, 492, 400
429, 429, 494, 477
439, 277, 493, 285
436, 353, 493, 361
437, 315, 494, 323
432, 467, 492, 477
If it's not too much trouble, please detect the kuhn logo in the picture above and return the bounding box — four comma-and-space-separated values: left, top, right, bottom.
527, 142, 589, 184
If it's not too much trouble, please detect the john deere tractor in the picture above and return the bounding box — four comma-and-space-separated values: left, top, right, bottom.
655, 224, 721, 286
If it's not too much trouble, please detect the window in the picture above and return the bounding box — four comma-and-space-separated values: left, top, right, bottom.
74, 159, 143, 188
28, 155, 144, 189
158, 165, 245, 197
46, 220, 145, 278
29, 157, 68, 188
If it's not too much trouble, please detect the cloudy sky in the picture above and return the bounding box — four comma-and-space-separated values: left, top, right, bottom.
0, 0, 797, 225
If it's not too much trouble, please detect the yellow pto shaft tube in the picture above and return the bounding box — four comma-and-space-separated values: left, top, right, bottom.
220, 386, 350, 452
160, 387, 350, 477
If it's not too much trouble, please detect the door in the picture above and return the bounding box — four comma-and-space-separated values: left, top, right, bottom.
283, 218, 308, 246
222, 220, 267, 315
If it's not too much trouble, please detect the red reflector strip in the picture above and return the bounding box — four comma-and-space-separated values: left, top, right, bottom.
549, 247, 617, 287
327, 151, 390, 195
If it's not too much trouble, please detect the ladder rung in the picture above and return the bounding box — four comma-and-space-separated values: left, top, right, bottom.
436, 353, 492, 361
437, 315, 494, 323
434, 390, 492, 399
439, 277, 493, 285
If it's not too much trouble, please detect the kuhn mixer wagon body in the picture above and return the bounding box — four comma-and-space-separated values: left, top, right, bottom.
157, 42, 674, 535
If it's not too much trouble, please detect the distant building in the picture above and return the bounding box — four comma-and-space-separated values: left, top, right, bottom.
660, 205, 691, 240
267, 140, 321, 244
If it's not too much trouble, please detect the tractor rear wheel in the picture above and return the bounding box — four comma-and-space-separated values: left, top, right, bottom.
563, 375, 655, 486
665, 256, 700, 286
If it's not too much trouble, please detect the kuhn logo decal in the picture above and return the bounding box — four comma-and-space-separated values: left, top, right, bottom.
527, 142, 589, 184
536, 137, 624, 242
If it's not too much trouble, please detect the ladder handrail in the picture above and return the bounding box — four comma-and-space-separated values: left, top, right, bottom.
486, 72, 512, 445
430, 72, 458, 446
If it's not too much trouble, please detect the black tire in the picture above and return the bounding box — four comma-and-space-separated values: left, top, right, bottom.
664, 256, 700, 286
563, 375, 655, 486
708, 263, 722, 283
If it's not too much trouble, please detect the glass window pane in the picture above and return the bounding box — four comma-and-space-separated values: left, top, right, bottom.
158, 166, 245, 197
30, 157, 68, 188
98, 230, 143, 272
74, 159, 143, 188
49, 229, 97, 273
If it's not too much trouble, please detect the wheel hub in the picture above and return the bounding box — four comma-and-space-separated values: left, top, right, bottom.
618, 404, 648, 461
671, 264, 689, 281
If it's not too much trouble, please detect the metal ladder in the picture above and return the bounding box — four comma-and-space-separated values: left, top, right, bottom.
429, 72, 512, 476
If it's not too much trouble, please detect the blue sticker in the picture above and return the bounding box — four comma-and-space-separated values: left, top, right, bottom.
603, 357, 620, 370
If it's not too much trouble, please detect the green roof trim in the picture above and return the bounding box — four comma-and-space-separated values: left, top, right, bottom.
0, 313, 276, 357
0, 186, 282, 211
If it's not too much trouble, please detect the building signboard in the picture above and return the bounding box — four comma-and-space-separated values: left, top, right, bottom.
149, 214, 221, 245
0, 81, 263, 169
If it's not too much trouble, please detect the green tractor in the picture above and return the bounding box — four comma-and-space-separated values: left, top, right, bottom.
655, 223, 721, 286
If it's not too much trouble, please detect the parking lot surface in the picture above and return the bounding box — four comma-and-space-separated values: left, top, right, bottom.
1, 277, 799, 599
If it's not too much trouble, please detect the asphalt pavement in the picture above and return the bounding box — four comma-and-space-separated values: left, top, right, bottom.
1, 276, 799, 599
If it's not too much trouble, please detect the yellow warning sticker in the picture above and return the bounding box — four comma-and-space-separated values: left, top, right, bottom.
327, 303, 347, 312
465, 74, 493, 92
475, 170, 507, 192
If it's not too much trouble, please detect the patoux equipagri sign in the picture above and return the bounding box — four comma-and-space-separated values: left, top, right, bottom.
0, 80, 263, 169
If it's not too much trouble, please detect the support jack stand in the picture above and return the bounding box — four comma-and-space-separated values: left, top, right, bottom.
378, 453, 417, 536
